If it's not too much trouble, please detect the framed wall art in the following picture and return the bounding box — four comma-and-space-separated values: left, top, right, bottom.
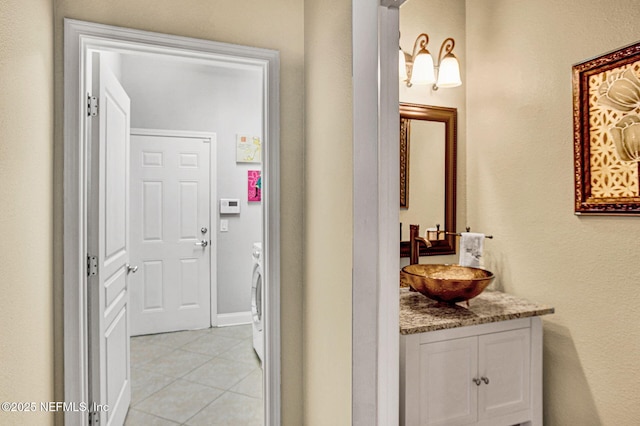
248, 170, 261, 202
573, 41, 640, 214
236, 134, 262, 163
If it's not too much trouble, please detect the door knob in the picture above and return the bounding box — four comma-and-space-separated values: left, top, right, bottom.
126, 264, 138, 274
195, 240, 208, 247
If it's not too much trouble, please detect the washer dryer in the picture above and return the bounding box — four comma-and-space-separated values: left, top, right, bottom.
251, 242, 264, 365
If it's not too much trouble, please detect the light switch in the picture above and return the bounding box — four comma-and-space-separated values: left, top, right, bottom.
220, 219, 229, 232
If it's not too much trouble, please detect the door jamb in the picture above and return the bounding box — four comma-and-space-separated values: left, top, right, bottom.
352, 2, 402, 425
129, 128, 219, 329
63, 19, 281, 425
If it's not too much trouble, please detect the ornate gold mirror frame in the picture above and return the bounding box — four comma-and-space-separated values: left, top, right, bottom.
400, 103, 457, 257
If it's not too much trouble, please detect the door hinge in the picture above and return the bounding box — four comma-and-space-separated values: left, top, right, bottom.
87, 255, 98, 277
88, 409, 100, 425
87, 94, 99, 117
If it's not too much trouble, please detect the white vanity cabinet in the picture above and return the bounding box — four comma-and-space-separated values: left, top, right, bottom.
400, 317, 543, 426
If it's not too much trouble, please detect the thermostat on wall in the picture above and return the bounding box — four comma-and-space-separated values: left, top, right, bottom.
220, 198, 240, 214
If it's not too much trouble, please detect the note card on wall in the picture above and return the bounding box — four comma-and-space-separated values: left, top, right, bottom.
236, 134, 262, 163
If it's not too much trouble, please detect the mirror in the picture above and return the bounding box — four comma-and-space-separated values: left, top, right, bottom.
400, 103, 457, 257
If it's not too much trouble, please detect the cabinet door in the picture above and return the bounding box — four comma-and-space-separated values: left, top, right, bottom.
419, 336, 478, 426
478, 328, 531, 421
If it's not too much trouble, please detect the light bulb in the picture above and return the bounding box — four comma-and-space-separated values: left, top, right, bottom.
436, 54, 461, 88
410, 51, 435, 85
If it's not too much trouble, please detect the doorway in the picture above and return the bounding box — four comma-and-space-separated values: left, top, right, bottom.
63, 19, 281, 425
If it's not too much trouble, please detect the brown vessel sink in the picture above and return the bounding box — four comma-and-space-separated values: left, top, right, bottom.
400, 264, 495, 304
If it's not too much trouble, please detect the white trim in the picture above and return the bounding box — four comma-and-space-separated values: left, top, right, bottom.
380, 0, 408, 7
530, 317, 543, 426
130, 128, 217, 140
352, 2, 400, 425
216, 311, 253, 327
262, 33, 282, 426
352, 1, 381, 424
63, 21, 89, 424
377, 6, 400, 426
129, 128, 219, 329
64, 19, 280, 426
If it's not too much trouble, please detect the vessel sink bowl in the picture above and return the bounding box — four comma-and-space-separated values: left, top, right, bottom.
400, 264, 495, 304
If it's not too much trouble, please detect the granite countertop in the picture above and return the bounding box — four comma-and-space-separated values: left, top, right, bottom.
400, 288, 554, 335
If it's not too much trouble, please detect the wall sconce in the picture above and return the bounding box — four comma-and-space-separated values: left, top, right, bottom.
399, 33, 462, 91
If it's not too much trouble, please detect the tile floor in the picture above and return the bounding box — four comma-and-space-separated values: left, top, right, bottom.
124, 324, 263, 426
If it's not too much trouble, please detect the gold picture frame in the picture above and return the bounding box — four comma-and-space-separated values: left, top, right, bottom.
573, 41, 640, 214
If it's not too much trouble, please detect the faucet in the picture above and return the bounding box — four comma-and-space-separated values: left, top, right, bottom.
409, 224, 432, 265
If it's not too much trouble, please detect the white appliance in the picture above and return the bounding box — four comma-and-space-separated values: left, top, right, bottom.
251, 242, 264, 365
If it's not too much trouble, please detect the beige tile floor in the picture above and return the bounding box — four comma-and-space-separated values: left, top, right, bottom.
124, 324, 263, 426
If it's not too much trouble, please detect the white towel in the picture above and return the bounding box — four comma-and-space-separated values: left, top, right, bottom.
459, 232, 485, 268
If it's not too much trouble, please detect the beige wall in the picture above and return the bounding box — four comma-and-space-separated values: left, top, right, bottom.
0, 0, 54, 425
51, 1, 304, 424
303, 0, 353, 424
466, 0, 640, 424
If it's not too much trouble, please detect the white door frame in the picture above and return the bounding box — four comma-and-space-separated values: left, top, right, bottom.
352, 1, 403, 425
63, 19, 281, 425
130, 128, 219, 330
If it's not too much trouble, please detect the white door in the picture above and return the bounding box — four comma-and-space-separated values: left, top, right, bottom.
87, 53, 132, 426
129, 131, 212, 336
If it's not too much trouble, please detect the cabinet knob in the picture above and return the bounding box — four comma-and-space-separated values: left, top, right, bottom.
472, 378, 482, 386
481, 376, 490, 385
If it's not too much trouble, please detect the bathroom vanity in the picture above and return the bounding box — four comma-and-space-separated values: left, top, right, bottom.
400, 289, 554, 426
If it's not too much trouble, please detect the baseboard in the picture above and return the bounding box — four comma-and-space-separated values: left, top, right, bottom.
216, 311, 252, 327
